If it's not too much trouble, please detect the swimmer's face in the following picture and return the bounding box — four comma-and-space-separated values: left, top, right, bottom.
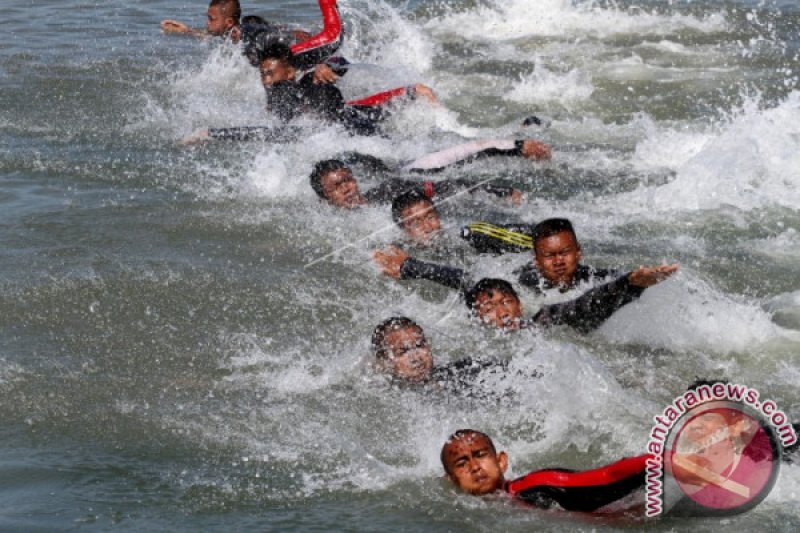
399, 201, 441, 244
674, 412, 736, 487
320, 169, 367, 209
380, 326, 433, 382
534, 230, 582, 287
443, 433, 508, 495
259, 58, 296, 87
473, 289, 522, 330
207, 5, 236, 35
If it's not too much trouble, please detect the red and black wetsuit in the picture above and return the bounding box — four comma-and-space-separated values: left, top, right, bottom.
505, 454, 649, 512
242, 0, 344, 70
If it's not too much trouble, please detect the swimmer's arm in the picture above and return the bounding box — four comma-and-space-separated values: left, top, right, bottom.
346, 84, 438, 107
531, 274, 648, 333
432, 179, 522, 204
179, 126, 301, 144
160, 20, 211, 38
373, 246, 468, 290
403, 139, 551, 173
309, 56, 350, 84
289, 0, 344, 69
400, 256, 468, 291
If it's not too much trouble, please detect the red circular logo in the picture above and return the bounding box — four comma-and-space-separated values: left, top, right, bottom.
666, 404, 779, 512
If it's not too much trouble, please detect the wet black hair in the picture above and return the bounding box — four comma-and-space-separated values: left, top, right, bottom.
441, 429, 497, 475
209, 0, 241, 23
464, 278, 518, 312
531, 218, 579, 252
391, 190, 434, 226
241, 15, 267, 26
309, 160, 350, 199
247, 39, 299, 68
371, 317, 423, 360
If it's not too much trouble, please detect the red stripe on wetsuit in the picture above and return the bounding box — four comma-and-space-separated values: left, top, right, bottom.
506, 454, 650, 494
290, 0, 342, 55
347, 86, 410, 107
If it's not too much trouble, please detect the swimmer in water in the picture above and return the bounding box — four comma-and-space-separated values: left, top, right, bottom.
161, 0, 345, 80
182, 42, 438, 142
375, 218, 631, 295
465, 269, 677, 333
440, 429, 649, 513
371, 317, 539, 396
309, 159, 524, 210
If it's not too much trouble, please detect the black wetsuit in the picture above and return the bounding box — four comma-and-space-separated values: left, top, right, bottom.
524, 274, 645, 334
398, 262, 645, 333
516, 263, 620, 293
362, 178, 516, 204
400, 258, 618, 295
506, 454, 647, 512
394, 357, 542, 400
241, 0, 344, 70
266, 74, 384, 135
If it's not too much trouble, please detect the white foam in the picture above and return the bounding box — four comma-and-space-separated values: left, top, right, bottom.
506, 60, 594, 105
599, 272, 796, 354
427, 0, 726, 41
620, 91, 800, 213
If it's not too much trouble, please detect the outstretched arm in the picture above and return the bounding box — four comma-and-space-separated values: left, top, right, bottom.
179, 126, 301, 145
160, 20, 210, 38
432, 179, 522, 204
403, 139, 551, 173
347, 84, 438, 107
531, 264, 678, 333
373, 246, 469, 291
290, 0, 344, 69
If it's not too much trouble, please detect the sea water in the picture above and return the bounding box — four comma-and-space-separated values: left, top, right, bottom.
0, 0, 798, 530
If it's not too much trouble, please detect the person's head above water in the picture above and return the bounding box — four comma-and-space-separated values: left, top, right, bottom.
207, 0, 241, 36
371, 316, 433, 382
256, 42, 298, 87
465, 278, 523, 330
391, 190, 442, 244
531, 218, 583, 288
309, 160, 367, 209
441, 429, 508, 495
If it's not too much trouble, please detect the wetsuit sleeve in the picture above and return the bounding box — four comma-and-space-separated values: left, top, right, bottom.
531, 273, 646, 333
402, 139, 525, 173
346, 86, 414, 107
207, 126, 301, 142
289, 0, 344, 70
506, 455, 649, 512
363, 179, 420, 204
432, 179, 515, 198
338, 152, 393, 173
399, 257, 469, 291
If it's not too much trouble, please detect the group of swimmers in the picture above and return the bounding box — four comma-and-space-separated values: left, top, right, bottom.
161, 0, 795, 517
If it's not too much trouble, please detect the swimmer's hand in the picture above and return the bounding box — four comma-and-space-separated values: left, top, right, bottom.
412, 84, 438, 104
521, 140, 552, 161
161, 20, 194, 34
628, 263, 679, 288
373, 245, 409, 279
161, 20, 210, 38
292, 30, 314, 41
179, 129, 211, 146
312, 64, 339, 84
